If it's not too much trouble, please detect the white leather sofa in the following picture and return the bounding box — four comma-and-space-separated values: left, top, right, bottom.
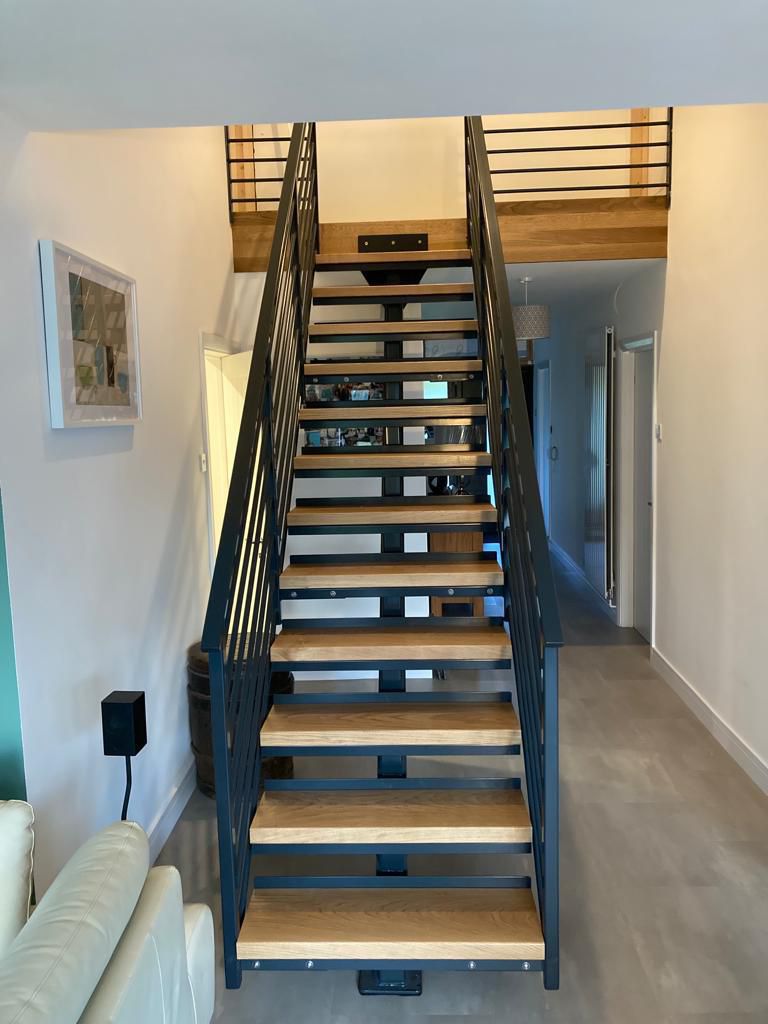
0, 801, 215, 1024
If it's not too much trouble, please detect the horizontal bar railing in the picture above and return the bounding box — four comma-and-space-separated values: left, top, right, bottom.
484, 108, 673, 204
202, 122, 318, 989
225, 125, 295, 217
465, 115, 563, 990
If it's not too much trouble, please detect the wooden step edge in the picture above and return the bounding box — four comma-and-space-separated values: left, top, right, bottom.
287, 504, 497, 526
279, 566, 504, 589
312, 282, 475, 302
250, 790, 531, 845
293, 452, 492, 469
315, 249, 472, 267
237, 888, 545, 961
299, 403, 486, 422
304, 358, 483, 377
309, 319, 477, 337
260, 704, 519, 747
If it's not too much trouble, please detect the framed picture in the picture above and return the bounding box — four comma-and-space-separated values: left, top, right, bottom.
39, 240, 141, 427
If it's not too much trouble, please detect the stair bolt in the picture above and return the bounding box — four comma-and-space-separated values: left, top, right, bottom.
487, 587, 493, 595
254, 961, 260, 969
306, 960, 315, 969
468, 961, 477, 970
448, 588, 455, 596
438, 373, 444, 380
330, 590, 337, 597
290, 591, 298, 599
312, 377, 318, 383
522, 961, 531, 971
343, 376, 349, 383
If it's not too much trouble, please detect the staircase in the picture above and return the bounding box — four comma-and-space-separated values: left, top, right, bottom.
202, 119, 562, 996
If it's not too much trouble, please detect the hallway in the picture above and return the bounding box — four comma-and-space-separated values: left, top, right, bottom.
160, 560, 768, 1022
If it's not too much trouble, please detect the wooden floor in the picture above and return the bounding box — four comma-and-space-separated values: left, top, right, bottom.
250, 789, 531, 845
236, 888, 545, 961
260, 701, 521, 748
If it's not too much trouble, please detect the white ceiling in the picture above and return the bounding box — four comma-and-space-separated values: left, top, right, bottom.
506, 259, 661, 307
2, 1, 768, 131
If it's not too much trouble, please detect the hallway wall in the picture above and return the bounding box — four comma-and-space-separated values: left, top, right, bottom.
654, 103, 768, 791
0, 116, 256, 889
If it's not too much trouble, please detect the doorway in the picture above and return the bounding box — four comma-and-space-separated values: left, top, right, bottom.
199, 334, 251, 575
534, 362, 552, 536
632, 346, 654, 642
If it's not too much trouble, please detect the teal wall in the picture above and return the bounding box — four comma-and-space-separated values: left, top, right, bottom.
0, 492, 25, 799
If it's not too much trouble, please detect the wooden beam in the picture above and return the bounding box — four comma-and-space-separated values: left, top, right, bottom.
231, 196, 667, 271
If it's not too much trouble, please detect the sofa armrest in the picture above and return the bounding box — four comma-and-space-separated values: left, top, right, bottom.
184, 904, 215, 1024
79, 866, 198, 1024
0, 821, 148, 1024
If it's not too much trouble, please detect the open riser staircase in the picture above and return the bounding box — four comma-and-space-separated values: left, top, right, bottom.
202, 118, 562, 996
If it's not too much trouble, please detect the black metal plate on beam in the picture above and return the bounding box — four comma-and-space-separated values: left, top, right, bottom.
241, 959, 543, 973
358, 233, 428, 253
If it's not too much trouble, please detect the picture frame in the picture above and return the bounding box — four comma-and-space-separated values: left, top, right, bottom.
39, 240, 142, 427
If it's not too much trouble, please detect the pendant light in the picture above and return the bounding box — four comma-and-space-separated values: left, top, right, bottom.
512, 276, 550, 343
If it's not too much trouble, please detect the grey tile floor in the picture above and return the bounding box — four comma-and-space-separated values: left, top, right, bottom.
159, 562, 768, 1022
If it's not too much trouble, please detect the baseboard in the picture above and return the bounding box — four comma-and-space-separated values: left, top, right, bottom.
147, 759, 196, 864
549, 540, 618, 624
651, 647, 768, 795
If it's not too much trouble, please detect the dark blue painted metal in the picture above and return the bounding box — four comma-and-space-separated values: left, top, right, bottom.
273, 691, 512, 704
200, 122, 319, 990
252, 876, 532, 889
263, 777, 522, 791
260, 744, 520, 757
465, 115, 563, 991
251, 842, 531, 855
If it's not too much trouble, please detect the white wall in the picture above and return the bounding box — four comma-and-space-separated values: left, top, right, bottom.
654, 104, 768, 790
534, 263, 666, 582
0, 117, 248, 889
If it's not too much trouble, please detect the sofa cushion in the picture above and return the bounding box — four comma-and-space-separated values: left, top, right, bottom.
0, 820, 148, 1024
0, 800, 34, 957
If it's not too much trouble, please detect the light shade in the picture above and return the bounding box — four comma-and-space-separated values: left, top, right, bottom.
512, 303, 550, 341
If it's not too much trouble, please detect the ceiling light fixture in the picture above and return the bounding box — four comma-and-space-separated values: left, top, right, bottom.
512, 276, 550, 343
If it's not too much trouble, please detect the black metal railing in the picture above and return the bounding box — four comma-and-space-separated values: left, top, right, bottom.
465, 116, 564, 990
485, 108, 673, 205
201, 122, 318, 988
224, 125, 294, 218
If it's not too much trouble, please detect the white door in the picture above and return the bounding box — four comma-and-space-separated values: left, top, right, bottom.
534, 364, 552, 535
201, 347, 252, 571
633, 349, 654, 641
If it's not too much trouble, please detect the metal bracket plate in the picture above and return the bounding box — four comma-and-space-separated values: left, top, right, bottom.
358, 233, 428, 253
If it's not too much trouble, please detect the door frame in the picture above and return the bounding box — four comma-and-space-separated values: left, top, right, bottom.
614, 330, 658, 641
533, 360, 552, 537
199, 332, 240, 577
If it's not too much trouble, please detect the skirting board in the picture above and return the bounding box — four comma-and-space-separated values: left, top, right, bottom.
651, 647, 768, 796
549, 540, 618, 624
147, 759, 197, 864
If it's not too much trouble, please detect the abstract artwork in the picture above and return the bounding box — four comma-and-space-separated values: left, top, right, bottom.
39, 241, 141, 427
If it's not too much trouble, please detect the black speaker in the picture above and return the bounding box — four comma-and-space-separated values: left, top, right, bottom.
101, 691, 147, 757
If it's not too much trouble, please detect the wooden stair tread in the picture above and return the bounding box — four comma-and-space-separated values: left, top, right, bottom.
287, 501, 497, 527
237, 888, 544, 961
260, 701, 520, 747
250, 789, 531, 844
312, 282, 474, 303
315, 249, 471, 268
300, 402, 486, 422
271, 625, 512, 666
281, 558, 503, 588
294, 451, 491, 471
305, 358, 482, 378
309, 319, 477, 338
